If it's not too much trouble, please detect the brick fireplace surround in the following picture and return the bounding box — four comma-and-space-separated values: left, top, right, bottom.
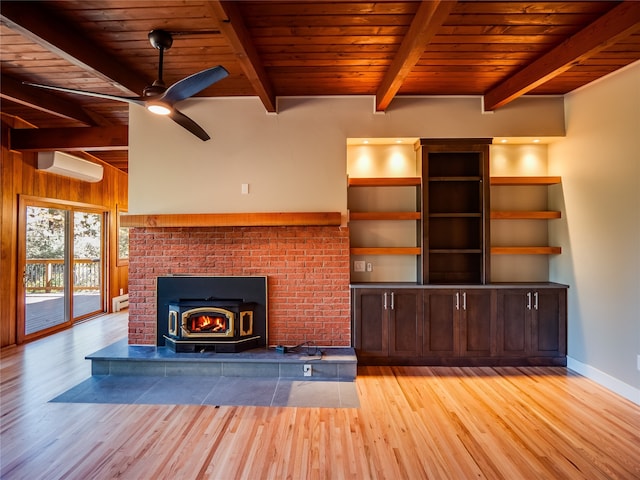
127, 225, 351, 347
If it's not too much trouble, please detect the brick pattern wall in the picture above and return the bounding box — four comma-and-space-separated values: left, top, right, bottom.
128, 226, 351, 346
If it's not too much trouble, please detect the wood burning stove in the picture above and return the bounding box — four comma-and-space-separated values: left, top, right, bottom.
165, 299, 259, 353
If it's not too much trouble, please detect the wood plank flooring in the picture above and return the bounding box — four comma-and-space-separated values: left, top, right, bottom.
1, 312, 639, 479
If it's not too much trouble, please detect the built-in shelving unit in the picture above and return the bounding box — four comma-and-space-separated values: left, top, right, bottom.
421, 139, 491, 284
348, 177, 422, 268
349, 140, 569, 367
490, 175, 562, 256
347, 135, 423, 284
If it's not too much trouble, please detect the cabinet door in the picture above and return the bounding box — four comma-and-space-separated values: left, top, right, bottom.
496, 289, 530, 356
353, 289, 388, 357
389, 290, 423, 357
459, 289, 495, 357
423, 289, 458, 357
531, 289, 566, 357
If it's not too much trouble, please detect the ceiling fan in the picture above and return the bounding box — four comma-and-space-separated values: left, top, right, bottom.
24, 29, 229, 141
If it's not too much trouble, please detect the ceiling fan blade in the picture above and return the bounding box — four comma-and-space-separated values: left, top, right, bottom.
23, 82, 145, 106
160, 66, 229, 104
168, 108, 211, 141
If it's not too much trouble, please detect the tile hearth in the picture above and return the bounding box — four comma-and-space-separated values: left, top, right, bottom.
87, 339, 357, 380
50, 340, 359, 408
51, 374, 360, 408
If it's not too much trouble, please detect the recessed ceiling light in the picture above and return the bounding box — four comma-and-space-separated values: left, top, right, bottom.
396, 139, 402, 143
363, 140, 369, 144
500, 139, 508, 143
533, 139, 540, 143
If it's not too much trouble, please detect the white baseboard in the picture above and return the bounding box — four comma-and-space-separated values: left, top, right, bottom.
566, 356, 639, 405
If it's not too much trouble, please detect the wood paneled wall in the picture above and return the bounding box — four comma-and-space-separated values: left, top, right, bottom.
0, 116, 128, 347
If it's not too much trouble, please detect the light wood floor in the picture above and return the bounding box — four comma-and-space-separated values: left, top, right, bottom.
1, 313, 639, 479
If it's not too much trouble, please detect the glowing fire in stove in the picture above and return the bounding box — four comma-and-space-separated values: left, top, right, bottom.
191, 315, 227, 333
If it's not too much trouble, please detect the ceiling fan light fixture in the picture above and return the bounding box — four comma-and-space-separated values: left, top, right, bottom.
147, 103, 172, 115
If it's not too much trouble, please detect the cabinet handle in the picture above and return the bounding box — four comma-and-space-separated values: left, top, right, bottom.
534, 291, 539, 310
383, 292, 388, 310
462, 291, 467, 311
527, 292, 532, 310
455, 292, 460, 310
390, 292, 395, 310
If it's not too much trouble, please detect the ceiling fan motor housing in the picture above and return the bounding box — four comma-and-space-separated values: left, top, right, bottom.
148, 29, 173, 51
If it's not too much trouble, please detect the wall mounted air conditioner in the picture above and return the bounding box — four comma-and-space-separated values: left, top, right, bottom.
37, 151, 104, 183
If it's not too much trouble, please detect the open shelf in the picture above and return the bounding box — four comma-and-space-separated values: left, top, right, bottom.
491, 246, 562, 255
350, 247, 421, 255
349, 211, 421, 221
490, 176, 561, 186
348, 177, 421, 187
491, 211, 562, 219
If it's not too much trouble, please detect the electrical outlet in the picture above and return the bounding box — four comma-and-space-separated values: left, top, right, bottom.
366, 262, 373, 272
354, 260, 366, 272
303, 364, 312, 377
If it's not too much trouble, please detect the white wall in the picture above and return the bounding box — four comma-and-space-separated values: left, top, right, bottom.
549, 61, 640, 403
129, 95, 564, 216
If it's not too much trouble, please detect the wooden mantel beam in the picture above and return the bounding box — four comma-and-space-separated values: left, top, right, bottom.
484, 1, 640, 111
376, 1, 456, 112
0, 1, 149, 97
10, 126, 128, 152
207, 1, 277, 113
120, 212, 342, 228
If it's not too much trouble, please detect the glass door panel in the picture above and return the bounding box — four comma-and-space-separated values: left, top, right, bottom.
24, 206, 69, 335
72, 211, 104, 319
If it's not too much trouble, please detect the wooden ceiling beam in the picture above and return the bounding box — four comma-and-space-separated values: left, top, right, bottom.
0, 1, 149, 97
207, 1, 277, 112
0, 74, 95, 125
484, 1, 640, 111
10, 126, 128, 152
376, 1, 457, 112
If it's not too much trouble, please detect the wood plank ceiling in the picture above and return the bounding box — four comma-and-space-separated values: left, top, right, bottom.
2, 1, 640, 173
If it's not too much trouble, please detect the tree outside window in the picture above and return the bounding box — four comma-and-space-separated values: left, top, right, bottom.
117, 207, 129, 265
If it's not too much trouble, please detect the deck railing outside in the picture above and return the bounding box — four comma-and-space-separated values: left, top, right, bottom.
25, 259, 101, 293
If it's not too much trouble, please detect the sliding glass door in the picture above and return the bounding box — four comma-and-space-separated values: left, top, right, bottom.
19, 197, 106, 341
23, 205, 69, 335
72, 211, 103, 318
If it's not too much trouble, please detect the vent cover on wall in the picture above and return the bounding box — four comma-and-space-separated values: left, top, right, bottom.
37, 151, 104, 183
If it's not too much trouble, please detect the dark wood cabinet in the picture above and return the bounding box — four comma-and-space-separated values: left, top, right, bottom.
352, 289, 388, 358
352, 288, 422, 360
423, 289, 495, 359
496, 287, 566, 361
420, 139, 491, 285
353, 284, 565, 365
423, 289, 458, 357
458, 289, 495, 357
